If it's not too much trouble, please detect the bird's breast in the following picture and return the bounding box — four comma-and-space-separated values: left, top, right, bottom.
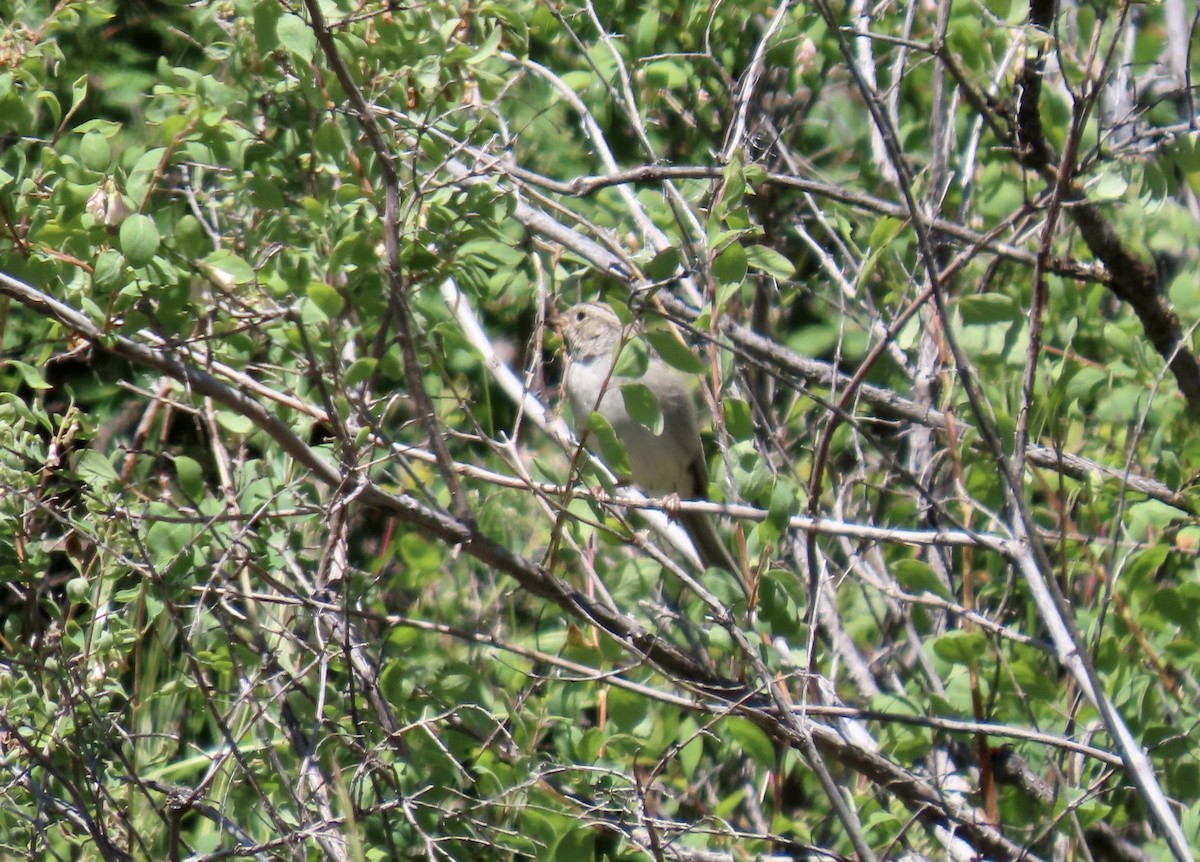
565, 359, 696, 496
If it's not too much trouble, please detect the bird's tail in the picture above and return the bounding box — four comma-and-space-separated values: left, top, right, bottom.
679, 510, 751, 601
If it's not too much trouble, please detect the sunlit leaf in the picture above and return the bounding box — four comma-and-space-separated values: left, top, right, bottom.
118, 214, 159, 266
620, 382, 663, 435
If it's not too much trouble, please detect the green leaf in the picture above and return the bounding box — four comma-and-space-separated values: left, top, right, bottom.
465, 26, 502, 65
399, 533, 443, 572
216, 411, 255, 435
644, 329, 705, 374
118, 214, 160, 266
1092, 169, 1128, 201
66, 576, 90, 604
723, 716, 774, 769
711, 240, 747, 286
1124, 544, 1169, 586
558, 70, 592, 93
1168, 131, 1200, 172
1127, 500, 1181, 541
81, 297, 106, 326
893, 559, 952, 600
76, 450, 121, 491
201, 250, 255, 286
958, 293, 1015, 324
92, 250, 125, 291
459, 238, 526, 268
299, 297, 328, 325
931, 630, 986, 666
632, 8, 659, 57
155, 282, 192, 337
786, 325, 839, 357
766, 478, 797, 533
1172, 762, 1200, 802
36, 90, 62, 128
645, 246, 681, 282
1073, 798, 1112, 830
719, 155, 747, 213
478, 2, 529, 49
306, 281, 344, 317
1145, 724, 1192, 759
644, 59, 687, 89
0, 392, 42, 426
868, 215, 905, 249
344, 358, 377, 388
743, 163, 768, 184
173, 455, 204, 499
79, 132, 111, 172
276, 14, 317, 61
173, 214, 208, 258
585, 412, 631, 475
249, 176, 285, 210
518, 810, 557, 858
744, 244, 796, 279
723, 397, 752, 440
612, 338, 649, 378
553, 826, 596, 862
378, 659, 415, 708
606, 685, 650, 733
74, 119, 121, 136
69, 74, 88, 115
5, 360, 51, 390
253, 1, 283, 52
620, 382, 663, 435
677, 719, 703, 777
759, 571, 804, 638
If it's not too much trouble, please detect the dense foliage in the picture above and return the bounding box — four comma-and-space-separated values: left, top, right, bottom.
3, 0, 1200, 859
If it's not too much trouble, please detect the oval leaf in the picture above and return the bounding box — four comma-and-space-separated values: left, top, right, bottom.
723, 716, 775, 769
893, 559, 952, 600
276, 14, 316, 61
306, 281, 344, 317
173, 455, 204, 499
712, 242, 747, 285
76, 450, 120, 490
118, 214, 160, 266
6, 359, 52, 391
585, 411, 631, 475
80, 132, 111, 171
644, 330, 705, 374
612, 337, 649, 378
620, 382, 663, 435
745, 244, 796, 279
343, 358, 377, 388
931, 630, 986, 666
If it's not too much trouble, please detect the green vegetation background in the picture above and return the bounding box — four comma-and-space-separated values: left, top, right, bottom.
2, 0, 1200, 859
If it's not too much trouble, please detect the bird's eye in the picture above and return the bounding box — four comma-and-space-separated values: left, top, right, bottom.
575, 311, 586, 322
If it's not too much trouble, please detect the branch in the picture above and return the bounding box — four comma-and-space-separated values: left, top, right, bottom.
0, 267, 1047, 862
1013, 0, 1200, 417
302, 0, 471, 519
492, 160, 1108, 285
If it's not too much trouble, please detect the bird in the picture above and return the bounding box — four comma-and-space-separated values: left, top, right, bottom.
554, 301, 742, 584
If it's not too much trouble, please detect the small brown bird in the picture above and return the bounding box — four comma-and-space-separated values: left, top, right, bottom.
555, 301, 741, 580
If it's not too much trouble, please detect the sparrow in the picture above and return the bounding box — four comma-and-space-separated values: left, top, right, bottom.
555, 301, 741, 582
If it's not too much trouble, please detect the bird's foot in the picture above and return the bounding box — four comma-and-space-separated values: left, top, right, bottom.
661, 492, 682, 519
